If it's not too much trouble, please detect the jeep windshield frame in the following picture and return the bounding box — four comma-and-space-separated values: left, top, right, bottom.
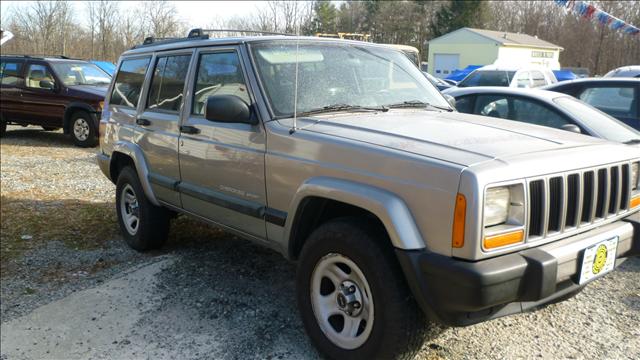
248, 40, 450, 120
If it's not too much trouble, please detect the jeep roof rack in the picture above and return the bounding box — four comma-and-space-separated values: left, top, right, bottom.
0, 54, 77, 60
132, 28, 293, 49
187, 28, 292, 38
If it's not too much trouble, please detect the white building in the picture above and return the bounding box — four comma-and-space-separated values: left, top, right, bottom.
427, 28, 563, 78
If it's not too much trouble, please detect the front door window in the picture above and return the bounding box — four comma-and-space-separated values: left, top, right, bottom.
25, 64, 55, 89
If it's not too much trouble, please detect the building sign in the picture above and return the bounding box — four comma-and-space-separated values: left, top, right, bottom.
531, 51, 554, 58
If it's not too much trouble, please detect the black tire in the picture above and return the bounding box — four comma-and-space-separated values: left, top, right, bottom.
69, 110, 98, 147
0, 121, 6, 138
296, 217, 434, 360
42, 126, 59, 131
115, 166, 170, 251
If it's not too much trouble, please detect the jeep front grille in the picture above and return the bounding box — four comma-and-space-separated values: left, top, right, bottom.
527, 163, 631, 240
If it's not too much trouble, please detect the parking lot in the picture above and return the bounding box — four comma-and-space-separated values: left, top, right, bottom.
0, 125, 638, 359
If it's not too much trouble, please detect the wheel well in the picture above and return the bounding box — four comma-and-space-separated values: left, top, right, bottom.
289, 197, 387, 260
109, 152, 135, 184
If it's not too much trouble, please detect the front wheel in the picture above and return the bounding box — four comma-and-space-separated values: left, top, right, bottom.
297, 218, 434, 360
115, 166, 170, 251
70, 111, 97, 147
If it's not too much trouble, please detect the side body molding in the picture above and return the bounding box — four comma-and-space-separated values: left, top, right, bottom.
111, 141, 161, 206
285, 177, 426, 251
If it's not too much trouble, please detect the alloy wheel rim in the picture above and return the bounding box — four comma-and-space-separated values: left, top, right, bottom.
120, 184, 139, 235
73, 118, 90, 141
310, 253, 374, 350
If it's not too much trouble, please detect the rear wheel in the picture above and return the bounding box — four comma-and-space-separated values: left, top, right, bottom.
70, 110, 97, 147
115, 166, 170, 251
297, 218, 434, 360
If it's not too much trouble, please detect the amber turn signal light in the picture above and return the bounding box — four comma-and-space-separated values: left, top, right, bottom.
483, 229, 524, 250
630, 195, 640, 209
452, 193, 466, 248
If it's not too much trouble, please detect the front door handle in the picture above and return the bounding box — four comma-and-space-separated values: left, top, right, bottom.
136, 118, 151, 126
180, 125, 200, 134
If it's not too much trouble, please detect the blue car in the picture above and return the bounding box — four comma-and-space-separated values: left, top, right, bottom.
90, 60, 116, 76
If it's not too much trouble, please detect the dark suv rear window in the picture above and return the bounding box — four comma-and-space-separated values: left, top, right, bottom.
0, 61, 23, 86
110, 57, 151, 108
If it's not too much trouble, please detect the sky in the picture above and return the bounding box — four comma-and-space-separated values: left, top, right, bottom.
0, 1, 277, 29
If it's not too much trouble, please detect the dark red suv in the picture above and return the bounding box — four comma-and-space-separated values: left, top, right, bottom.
0, 55, 111, 147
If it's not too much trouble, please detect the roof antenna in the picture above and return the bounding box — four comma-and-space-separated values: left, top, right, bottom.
289, 23, 301, 135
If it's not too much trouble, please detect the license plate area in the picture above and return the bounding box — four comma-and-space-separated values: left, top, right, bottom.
578, 236, 618, 285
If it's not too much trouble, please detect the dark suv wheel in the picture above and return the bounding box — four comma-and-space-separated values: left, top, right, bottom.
296, 217, 434, 360
115, 166, 171, 251
70, 110, 98, 147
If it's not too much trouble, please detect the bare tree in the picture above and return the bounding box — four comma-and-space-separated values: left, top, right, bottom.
2, 0, 637, 73
140, 1, 185, 38
4, 1, 74, 56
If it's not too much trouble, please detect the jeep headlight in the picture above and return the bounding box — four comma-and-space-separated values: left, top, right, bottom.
484, 187, 510, 227
483, 184, 525, 250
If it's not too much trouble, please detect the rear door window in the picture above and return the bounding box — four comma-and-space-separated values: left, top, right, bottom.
0, 61, 23, 86
147, 54, 192, 112
531, 71, 547, 87
512, 98, 571, 128
579, 86, 638, 119
192, 51, 249, 115
474, 95, 510, 119
110, 57, 151, 108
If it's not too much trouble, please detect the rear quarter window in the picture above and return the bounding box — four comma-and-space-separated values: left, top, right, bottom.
0, 61, 23, 86
110, 57, 151, 108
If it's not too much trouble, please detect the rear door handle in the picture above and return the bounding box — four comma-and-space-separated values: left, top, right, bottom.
136, 118, 151, 126
180, 125, 200, 134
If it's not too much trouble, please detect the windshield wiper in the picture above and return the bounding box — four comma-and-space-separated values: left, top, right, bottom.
624, 139, 640, 145
297, 104, 389, 117
386, 100, 453, 112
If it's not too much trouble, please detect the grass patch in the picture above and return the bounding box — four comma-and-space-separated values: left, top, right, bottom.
0, 195, 119, 277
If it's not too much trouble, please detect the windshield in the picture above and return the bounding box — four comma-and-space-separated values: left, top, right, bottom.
458, 70, 516, 87
554, 96, 640, 143
250, 41, 448, 118
51, 62, 111, 86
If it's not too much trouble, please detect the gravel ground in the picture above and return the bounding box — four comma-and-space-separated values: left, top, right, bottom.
1, 125, 639, 359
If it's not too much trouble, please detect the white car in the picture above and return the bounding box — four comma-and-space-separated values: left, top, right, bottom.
449, 64, 557, 91
604, 65, 640, 78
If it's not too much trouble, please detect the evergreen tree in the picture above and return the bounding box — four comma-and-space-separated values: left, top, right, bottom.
430, 0, 487, 37
311, 1, 338, 34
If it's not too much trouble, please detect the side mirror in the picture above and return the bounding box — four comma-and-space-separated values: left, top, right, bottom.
205, 95, 256, 125
39, 80, 55, 90
561, 124, 582, 134
443, 94, 456, 110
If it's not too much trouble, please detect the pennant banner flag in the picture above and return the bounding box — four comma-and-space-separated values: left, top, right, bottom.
554, 0, 639, 36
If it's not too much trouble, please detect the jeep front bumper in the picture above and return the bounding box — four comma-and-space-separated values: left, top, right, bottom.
396, 214, 640, 326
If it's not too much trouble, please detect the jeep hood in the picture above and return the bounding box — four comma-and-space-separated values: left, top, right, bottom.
278, 110, 608, 166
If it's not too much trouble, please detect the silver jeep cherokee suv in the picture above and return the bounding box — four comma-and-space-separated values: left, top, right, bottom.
98, 30, 640, 359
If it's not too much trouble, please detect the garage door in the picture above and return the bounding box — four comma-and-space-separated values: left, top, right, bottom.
433, 54, 459, 78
